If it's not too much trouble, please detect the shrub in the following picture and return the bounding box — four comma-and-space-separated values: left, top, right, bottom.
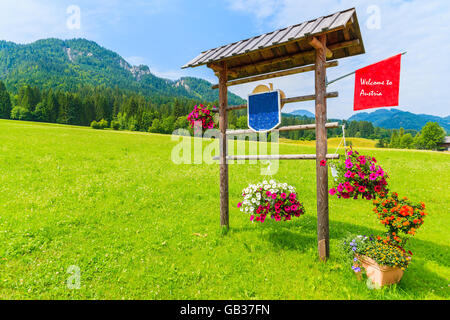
10, 106, 32, 121
111, 120, 120, 130
98, 119, 108, 129
91, 119, 108, 130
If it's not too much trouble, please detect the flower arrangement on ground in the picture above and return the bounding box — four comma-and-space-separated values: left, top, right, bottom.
342, 235, 411, 272
187, 104, 216, 133
329, 147, 389, 200
237, 180, 305, 223
341, 193, 428, 286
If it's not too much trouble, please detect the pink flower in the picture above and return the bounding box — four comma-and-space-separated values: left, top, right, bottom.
347, 150, 353, 156
289, 193, 297, 200
285, 215, 291, 221
260, 214, 267, 223
291, 204, 299, 211
358, 186, 366, 193
237, 203, 242, 208
280, 193, 287, 200
369, 173, 377, 181
250, 215, 255, 221
285, 206, 292, 213
329, 188, 336, 195
272, 194, 277, 200
345, 161, 353, 169
320, 160, 327, 167
275, 214, 281, 222
337, 184, 344, 192
346, 186, 355, 193
266, 191, 271, 197
345, 171, 352, 178
358, 156, 367, 165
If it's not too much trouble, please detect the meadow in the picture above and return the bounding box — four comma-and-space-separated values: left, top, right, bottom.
0, 119, 448, 300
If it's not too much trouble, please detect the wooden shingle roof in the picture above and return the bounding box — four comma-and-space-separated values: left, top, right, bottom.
183, 8, 365, 81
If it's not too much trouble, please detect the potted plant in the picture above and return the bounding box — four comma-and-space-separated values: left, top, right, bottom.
372, 192, 428, 247
343, 235, 411, 287
329, 147, 389, 200
237, 180, 306, 223
342, 193, 428, 287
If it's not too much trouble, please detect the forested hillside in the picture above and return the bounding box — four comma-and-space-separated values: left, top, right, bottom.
0, 38, 245, 105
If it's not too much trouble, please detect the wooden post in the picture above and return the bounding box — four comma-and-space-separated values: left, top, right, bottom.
313, 35, 330, 262
218, 62, 229, 230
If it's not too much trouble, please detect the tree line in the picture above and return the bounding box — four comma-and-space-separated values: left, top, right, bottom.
0, 80, 446, 150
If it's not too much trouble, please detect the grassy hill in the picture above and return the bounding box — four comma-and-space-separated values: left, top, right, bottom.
0, 119, 448, 299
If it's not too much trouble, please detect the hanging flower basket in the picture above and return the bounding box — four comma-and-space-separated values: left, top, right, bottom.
329, 148, 389, 200
187, 104, 216, 134
237, 180, 306, 223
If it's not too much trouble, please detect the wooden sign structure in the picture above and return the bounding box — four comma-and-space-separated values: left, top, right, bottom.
183, 8, 365, 261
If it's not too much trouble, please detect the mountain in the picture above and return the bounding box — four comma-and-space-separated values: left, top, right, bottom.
0, 38, 245, 105
287, 109, 315, 118
348, 109, 450, 133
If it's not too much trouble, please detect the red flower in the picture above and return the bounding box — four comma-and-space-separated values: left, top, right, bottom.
320, 160, 327, 167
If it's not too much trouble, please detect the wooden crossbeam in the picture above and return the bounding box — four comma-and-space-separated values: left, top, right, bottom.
227, 122, 340, 135
212, 92, 338, 112
214, 39, 360, 79
211, 61, 338, 89
212, 154, 340, 161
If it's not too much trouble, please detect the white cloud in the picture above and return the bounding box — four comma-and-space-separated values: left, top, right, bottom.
0, 0, 86, 43
227, 0, 450, 118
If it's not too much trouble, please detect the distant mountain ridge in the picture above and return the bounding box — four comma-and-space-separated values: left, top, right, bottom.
286, 109, 315, 118
0, 38, 245, 105
348, 109, 450, 132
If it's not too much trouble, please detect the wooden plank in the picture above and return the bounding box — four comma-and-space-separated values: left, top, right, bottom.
211, 61, 338, 89
213, 154, 340, 161
218, 62, 229, 230
314, 34, 330, 262
212, 92, 339, 112
227, 122, 340, 135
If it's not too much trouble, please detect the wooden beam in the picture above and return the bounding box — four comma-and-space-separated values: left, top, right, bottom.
212, 92, 339, 112
310, 37, 333, 59
218, 62, 229, 230
211, 61, 338, 89
213, 154, 340, 161
314, 34, 330, 262
225, 39, 359, 78
227, 122, 340, 136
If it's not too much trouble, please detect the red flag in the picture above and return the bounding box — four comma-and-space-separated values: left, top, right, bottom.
354, 54, 402, 111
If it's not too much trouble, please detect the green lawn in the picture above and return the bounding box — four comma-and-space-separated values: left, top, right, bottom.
0, 119, 448, 300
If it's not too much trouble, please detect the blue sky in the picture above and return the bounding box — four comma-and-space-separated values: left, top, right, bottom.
0, 0, 449, 119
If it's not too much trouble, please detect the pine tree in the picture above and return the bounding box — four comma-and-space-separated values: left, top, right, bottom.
0, 81, 12, 119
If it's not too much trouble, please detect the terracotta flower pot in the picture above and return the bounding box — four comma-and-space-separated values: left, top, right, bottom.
355, 254, 404, 287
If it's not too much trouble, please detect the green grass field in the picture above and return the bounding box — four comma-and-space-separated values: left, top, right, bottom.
0, 119, 448, 300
